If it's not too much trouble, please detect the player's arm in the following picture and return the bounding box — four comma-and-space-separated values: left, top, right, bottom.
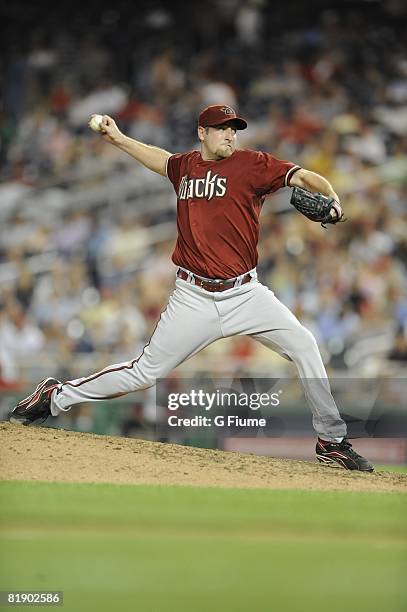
289, 168, 340, 203
97, 114, 172, 177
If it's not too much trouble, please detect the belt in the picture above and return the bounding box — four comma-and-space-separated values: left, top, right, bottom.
176, 269, 252, 292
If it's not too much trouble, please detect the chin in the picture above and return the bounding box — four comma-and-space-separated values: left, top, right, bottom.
217, 148, 233, 159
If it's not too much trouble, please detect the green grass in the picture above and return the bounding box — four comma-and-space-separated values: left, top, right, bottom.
0, 482, 406, 612
376, 465, 407, 473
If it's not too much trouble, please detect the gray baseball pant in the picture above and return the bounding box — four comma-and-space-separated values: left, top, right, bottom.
51, 272, 347, 441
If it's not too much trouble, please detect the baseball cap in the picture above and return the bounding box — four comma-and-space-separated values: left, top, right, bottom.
198, 105, 248, 130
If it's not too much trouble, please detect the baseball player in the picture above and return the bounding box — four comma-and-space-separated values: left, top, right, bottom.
10, 105, 374, 472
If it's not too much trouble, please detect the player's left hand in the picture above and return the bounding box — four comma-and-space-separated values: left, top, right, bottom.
329, 199, 343, 222
290, 187, 345, 227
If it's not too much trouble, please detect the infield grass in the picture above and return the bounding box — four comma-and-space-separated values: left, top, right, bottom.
0, 482, 406, 612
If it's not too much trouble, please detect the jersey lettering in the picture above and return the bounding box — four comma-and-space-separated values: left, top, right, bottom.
187, 181, 194, 199
178, 170, 228, 201
195, 178, 205, 197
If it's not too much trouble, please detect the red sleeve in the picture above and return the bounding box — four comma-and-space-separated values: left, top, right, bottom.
166, 153, 189, 192
250, 151, 301, 195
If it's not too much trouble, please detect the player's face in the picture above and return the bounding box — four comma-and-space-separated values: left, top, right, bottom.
199, 123, 237, 160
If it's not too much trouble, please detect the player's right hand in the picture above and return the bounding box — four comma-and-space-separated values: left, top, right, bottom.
100, 115, 125, 146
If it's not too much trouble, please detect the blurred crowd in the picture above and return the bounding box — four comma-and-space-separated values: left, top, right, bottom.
0, 0, 406, 388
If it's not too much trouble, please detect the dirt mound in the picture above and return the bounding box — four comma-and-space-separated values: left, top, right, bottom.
1, 422, 406, 492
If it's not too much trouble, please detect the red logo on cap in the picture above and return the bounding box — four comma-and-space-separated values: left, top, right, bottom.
220, 107, 235, 115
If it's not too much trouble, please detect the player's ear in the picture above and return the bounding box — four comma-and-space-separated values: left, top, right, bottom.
197, 126, 205, 142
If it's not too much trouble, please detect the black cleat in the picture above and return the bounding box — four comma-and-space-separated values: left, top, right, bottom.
316, 438, 374, 472
9, 377, 61, 426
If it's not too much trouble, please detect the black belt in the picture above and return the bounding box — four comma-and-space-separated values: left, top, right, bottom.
176, 269, 252, 293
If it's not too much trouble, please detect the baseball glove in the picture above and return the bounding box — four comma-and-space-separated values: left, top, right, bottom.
290, 187, 344, 227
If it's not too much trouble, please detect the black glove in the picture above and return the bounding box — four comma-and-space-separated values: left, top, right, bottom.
290, 187, 344, 227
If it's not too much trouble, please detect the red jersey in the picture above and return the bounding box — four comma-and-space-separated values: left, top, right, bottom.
167, 149, 300, 279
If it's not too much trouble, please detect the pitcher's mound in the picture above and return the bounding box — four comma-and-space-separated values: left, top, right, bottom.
1, 422, 406, 492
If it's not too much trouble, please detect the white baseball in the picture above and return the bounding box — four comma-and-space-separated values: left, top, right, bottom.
88, 114, 103, 132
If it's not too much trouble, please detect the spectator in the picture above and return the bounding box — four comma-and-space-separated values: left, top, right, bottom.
0, 1, 405, 383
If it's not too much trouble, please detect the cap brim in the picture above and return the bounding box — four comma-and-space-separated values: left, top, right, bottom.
210, 117, 248, 130
222, 117, 247, 130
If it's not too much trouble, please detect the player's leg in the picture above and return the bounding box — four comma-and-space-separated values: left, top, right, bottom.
252, 330, 346, 441
222, 282, 373, 470
252, 321, 373, 470
11, 279, 222, 421
221, 282, 346, 440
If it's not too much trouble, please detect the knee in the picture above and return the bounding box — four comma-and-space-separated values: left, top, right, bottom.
129, 360, 156, 390
132, 357, 173, 390
290, 325, 319, 355
136, 372, 157, 390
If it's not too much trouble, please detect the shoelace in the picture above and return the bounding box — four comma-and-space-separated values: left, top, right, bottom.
339, 440, 362, 459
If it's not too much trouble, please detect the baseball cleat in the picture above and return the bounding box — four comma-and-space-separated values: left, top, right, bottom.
9, 377, 61, 426
316, 438, 374, 472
